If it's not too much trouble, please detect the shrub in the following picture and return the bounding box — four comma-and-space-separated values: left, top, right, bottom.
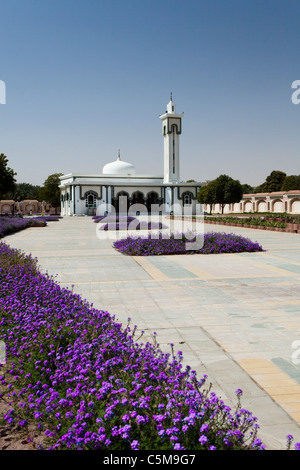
204, 215, 288, 229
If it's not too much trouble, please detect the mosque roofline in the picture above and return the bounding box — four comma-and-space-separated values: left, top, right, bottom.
59, 173, 202, 184
59, 173, 164, 180
59, 179, 203, 189
60, 182, 202, 187
60, 173, 201, 182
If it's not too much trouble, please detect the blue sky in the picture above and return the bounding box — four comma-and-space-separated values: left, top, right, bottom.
1, 0, 300, 187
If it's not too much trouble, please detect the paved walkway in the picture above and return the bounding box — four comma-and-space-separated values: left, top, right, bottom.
4, 217, 300, 449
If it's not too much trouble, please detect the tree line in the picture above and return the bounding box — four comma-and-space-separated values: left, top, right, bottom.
0, 153, 62, 209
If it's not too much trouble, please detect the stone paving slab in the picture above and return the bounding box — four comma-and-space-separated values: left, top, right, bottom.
3, 217, 300, 449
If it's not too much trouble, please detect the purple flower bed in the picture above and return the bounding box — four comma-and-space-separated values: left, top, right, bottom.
94, 215, 168, 231
1, 242, 291, 450
37, 216, 61, 222
99, 221, 168, 231
0, 216, 60, 239
93, 215, 137, 224
113, 232, 264, 256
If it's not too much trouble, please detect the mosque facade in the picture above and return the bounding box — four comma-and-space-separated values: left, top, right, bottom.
59, 96, 202, 217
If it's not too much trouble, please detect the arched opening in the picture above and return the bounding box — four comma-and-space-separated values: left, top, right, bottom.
272, 199, 283, 213
290, 198, 300, 214
146, 191, 160, 213
129, 191, 146, 215
256, 199, 266, 213
85, 191, 97, 215
182, 191, 193, 207
85, 191, 96, 208
131, 191, 145, 206
114, 191, 130, 214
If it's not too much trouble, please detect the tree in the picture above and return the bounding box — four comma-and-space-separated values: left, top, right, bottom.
281, 175, 300, 191
241, 184, 254, 194
214, 174, 243, 214
39, 173, 63, 213
0, 153, 17, 198
5, 182, 41, 201
253, 183, 267, 193
253, 170, 288, 193
197, 181, 217, 215
263, 170, 286, 192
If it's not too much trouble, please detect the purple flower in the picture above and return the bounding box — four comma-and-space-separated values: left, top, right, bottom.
199, 435, 208, 445
131, 440, 139, 450
200, 423, 209, 433
18, 420, 27, 427
174, 443, 185, 450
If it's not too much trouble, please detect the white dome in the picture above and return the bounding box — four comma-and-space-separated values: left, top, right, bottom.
102, 153, 136, 176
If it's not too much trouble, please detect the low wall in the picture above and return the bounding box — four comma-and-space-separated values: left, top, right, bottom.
0, 200, 59, 215
203, 190, 300, 215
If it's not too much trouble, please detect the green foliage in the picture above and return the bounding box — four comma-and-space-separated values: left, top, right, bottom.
204, 214, 291, 229
0, 154, 17, 199
4, 182, 41, 201
281, 175, 300, 191
253, 170, 287, 193
39, 173, 63, 210
253, 183, 266, 193
213, 174, 243, 214
198, 175, 243, 214
264, 170, 286, 192
197, 182, 216, 214
241, 184, 254, 194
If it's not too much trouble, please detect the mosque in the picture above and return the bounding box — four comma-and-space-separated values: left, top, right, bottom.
59, 96, 202, 216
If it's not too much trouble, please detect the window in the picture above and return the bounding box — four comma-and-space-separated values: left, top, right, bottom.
182, 192, 193, 206
85, 191, 96, 208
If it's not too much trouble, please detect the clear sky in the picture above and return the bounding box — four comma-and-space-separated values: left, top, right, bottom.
1, 0, 300, 187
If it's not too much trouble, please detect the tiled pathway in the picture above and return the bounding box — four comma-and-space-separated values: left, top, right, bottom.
4, 217, 300, 449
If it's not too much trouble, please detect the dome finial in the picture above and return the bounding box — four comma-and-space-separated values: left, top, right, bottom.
118, 149, 121, 161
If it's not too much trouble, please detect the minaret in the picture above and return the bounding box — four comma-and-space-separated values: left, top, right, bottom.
160, 94, 183, 183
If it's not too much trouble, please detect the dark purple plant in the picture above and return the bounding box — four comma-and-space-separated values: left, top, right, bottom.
113, 231, 264, 256
93, 215, 137, 224
99, 221, 168, 231
0, 216, 61, 239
